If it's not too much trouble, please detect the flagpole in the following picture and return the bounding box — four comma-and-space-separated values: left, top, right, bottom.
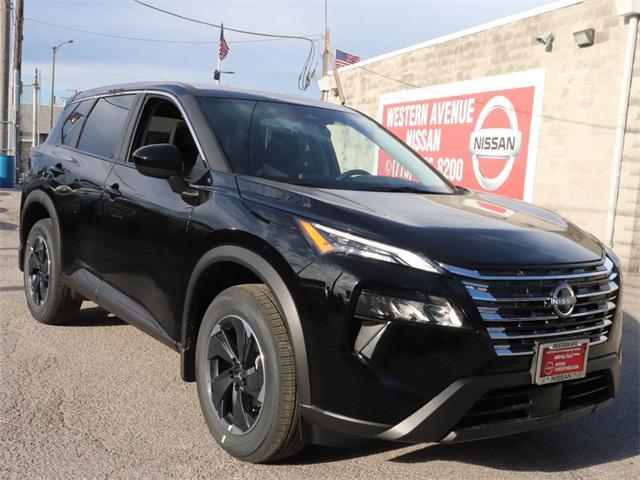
217, 22, 223, 85
216, 54, 221, 85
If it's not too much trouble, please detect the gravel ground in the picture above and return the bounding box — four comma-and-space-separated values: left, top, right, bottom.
1, 188, 638, 479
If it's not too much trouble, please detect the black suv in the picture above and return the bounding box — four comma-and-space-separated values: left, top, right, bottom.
20, 82, 622, 463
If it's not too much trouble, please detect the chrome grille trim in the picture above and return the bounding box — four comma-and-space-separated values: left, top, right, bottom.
487, 318, 612, 340
443, 257, 613, 282
468, 281, 618, 303
445, 258, 619, 357
588, 335, 609, 347
495, 348, 535, 357
576, 282, 619, 298
468, 290, 549, 303
479, 302, 616, 322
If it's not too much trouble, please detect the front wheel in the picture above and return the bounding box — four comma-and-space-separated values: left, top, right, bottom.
195, 284, 303, 463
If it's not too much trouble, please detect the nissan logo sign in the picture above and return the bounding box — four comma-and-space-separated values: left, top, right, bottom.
549, 283, 577, 318
469, 95, 522, 191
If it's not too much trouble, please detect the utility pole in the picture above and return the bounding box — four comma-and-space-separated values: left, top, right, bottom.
50, 47, 55, 127
12, 0, 23, 176
331, 53, 346, 105
32, 68, 40, 148
0, 0, 11, 154
321, 0, 330, 101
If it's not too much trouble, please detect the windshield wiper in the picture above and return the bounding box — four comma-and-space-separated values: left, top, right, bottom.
287, 179, 323, 187
353, 185, 439, 194
278, 179, 449, 194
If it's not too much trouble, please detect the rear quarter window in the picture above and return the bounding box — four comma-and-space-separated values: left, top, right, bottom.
59, 100, 93, 147
76, 95, 136, 159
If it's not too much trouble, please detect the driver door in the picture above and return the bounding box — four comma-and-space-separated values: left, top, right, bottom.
99, 94, 202, 341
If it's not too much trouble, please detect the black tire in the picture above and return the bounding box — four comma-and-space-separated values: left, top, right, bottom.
195, 284, 303, 463
23, 218, 82, 325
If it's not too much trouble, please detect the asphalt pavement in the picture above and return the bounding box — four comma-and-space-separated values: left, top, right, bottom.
1, 188, 638, 479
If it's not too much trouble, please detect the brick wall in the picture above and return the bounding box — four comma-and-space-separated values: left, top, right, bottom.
328, 0, 639, 273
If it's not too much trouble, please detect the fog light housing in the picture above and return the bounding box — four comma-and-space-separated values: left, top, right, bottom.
355, 291, 462, 327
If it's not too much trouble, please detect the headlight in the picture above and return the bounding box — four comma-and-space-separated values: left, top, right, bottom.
297, 219, 441, 274
355, 290, 462, 327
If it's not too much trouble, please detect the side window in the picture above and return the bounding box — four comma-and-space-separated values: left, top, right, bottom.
60, 100, 93, 147
130, 97, 200, 175
76, 95, 135, 159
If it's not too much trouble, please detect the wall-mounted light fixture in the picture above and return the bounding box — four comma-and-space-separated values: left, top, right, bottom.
536, 32, 555, 52
573, 28, 596, 47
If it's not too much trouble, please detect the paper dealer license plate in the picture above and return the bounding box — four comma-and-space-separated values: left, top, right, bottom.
534, 339, 589, 385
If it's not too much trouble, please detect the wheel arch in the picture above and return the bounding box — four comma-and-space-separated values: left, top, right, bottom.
19, 190, 61, 271
181, 242, 311, 405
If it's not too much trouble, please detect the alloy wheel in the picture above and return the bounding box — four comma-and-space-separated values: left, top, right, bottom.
206, 315, 266, 434
27, 235, 51, 307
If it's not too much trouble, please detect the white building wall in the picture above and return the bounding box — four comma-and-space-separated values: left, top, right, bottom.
328, 0, 639, 274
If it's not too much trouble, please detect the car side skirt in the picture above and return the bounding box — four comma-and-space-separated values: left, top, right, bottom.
63, 269, 176, 349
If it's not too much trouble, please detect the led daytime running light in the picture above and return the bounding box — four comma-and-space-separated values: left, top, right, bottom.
297, 219, 441, 274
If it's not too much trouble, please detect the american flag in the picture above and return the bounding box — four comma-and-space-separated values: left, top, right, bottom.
219, 23, 229, 60
335, 49, 360, 68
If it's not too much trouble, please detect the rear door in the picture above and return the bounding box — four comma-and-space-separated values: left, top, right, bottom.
99, 94, 203, 341
47, 94, 136, 277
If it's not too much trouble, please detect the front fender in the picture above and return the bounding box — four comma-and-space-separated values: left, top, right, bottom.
180, 245, 311, 405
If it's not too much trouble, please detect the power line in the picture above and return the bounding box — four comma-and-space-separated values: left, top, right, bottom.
352, 64, 421, 89
25, 17, 321, 45
131, 0, 319, 90
132, 0, 316, 42
63, 49, 172, 83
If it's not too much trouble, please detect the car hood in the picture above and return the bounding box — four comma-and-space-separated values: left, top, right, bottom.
237, 177, 603, 267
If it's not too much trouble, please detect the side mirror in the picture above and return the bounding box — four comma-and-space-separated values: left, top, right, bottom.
132, 144, 183, 179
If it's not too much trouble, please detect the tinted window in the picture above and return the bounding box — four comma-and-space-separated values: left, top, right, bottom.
129, 97, 200, 175
199, 97, 255, 173
77, 95, 135, 158
199, 98, 452, 193
60, 100, 93, 147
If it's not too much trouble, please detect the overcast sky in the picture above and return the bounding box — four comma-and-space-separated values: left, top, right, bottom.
22, 0, 558, 104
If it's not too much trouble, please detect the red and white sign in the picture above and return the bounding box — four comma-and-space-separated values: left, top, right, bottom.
377, 69, 545, 201
535, 339, 589, 385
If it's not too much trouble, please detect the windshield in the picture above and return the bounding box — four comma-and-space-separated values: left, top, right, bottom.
200, 97, 454, 194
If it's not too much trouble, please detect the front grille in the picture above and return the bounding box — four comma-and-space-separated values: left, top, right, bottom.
445, 258, 619, 357
561, 371, 611, 410
454, 371, 613, 431
455, 384, 532, 430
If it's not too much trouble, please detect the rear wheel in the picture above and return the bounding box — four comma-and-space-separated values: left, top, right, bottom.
23, 219, 81, 325
195, 284, 303, 462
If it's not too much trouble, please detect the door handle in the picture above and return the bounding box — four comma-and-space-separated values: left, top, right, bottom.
105, 183, 121, 198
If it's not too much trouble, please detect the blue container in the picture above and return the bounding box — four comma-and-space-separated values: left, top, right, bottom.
0, 155, 15, 188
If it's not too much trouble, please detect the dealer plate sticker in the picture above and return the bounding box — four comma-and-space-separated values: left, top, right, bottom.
534, 339, 589, 385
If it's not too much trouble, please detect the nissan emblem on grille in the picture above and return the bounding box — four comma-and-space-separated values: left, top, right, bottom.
549, 283, 577, 318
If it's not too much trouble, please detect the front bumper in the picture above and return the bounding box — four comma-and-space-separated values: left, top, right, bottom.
294, 252, 623, 445
301, 352, 619, 444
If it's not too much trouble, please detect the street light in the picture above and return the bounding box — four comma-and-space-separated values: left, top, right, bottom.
50, 39, 74, 129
